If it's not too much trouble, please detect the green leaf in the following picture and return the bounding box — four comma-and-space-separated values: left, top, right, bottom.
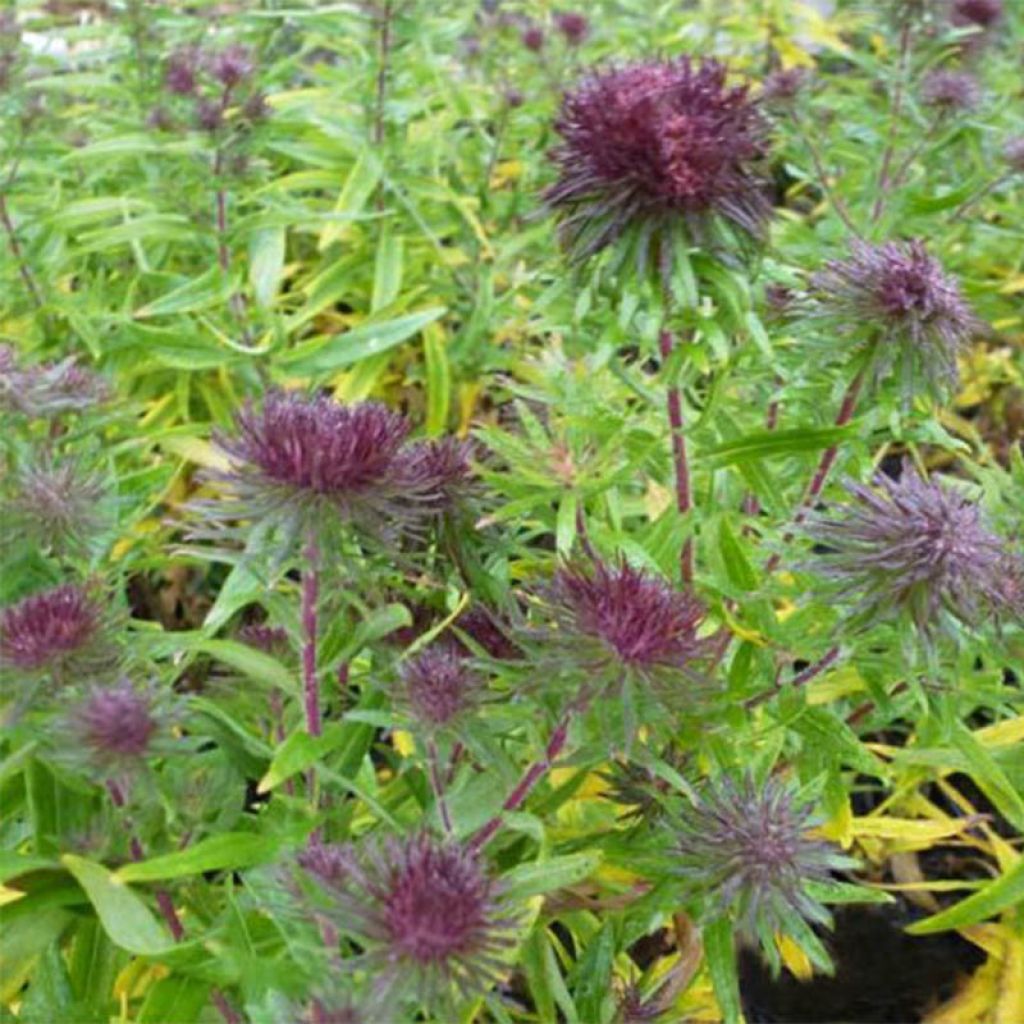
372, 226, 403, 311
502, 852, 601, 901
61, 855, 171, 956
0, 852, 57, 885
249, 227, 286, 309
905, 858, 1024, 935
139, 976, 212, 1024
117, 832, 289, 883
701, 425, 856, 468
319, 149, 382, 250
703, 916, 742, 1024
805, 879, 894, 905
258, 723, 350, 793
423, 322, 450, 436
280, 306, 447, 375
194, 639, 298, 697
135, 266, 234, 318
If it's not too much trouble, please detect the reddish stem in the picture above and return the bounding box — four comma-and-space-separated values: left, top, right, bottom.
468, 716, 570, 853
765, 365, 865, 572
302, 533, 321, 738
659, 330, 694, 583
0, 191, 43, 308
427, 738, 453, 835
745, 644, 841, 710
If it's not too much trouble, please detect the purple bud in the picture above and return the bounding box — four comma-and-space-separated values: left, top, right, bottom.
239, 623, 289, 655
195, 98, 224, 133
810, 239, 976, 399
297, 837, 354, 888
0, 352, 103, 420
0, 583, 101, 674
553, 11, 589, 46
761, 67, 809, 104
920, 69, 981, 112
951, 0, 1003, 28
242, 90, 269, 122
673, 776, 851, 951
400, 646, 478, 729
804, 466, 1009, 637
146, 105, 175, 132
1003, 135, 1024, 173
211, 44, 254, 88
165, 48, 199, 95
521, 24, 545, 51
503, 88, 525, 109
79, 680, 157, 760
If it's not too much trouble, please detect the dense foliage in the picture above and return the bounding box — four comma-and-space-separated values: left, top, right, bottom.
1, 1, 1022, 1022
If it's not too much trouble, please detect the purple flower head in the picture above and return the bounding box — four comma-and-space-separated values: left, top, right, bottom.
195, 98, 224, 133
79, 680, 157, 761
761, 67, 808, 105
146, 105, 175, 132
672, 776, 852, 959
406, 436, 476, 514
554, 11, 589, 46
399, 645, 479, 730
546, 58, 770, 265
1003, 136, 1024, 173
242, 89, 269, 122
311, 834, 518, 1007
309, 999, 363, 1024
503, 88, 525, 109
210, 44, 253, 88
810, 239, 976, 400
951, 0, 1003, 28
297, 837, 355, 889
553, 559, 706, 673
238, 622, 289, 655
208, 391, 445, 544
165, 47, 200, 95
0, 583, 103, 678
521, 24, 545, 51
920, 69, 981, 112
2, 456, 105, 555
803, 467, 1009, 638
454, 606, 522, 661
0, 353, 108, 419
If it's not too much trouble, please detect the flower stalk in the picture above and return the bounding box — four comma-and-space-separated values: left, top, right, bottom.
659, 330, 694, 583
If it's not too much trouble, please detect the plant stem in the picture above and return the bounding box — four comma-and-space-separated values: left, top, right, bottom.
744, 645, 841, 710
426, 737, 453, 835
765, 364, 866, 572
106, 781, 241, 1023
0, 191, 43, 309
659, 330, 694, 583
302, 532, 321, 738
871, 20, 912, 224
467, 715, 571, 853
791, 110, 861, 237
949, 172, 1011, 223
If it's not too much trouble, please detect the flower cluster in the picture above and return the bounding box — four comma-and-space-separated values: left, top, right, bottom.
398, 645, 481, 732
671, 776, 852, 964
543, 558, 709, 715
546, 58, 770, 265
803, 467, 1011, 638
810, 239, 976, 400
920, 69, 981, 112
0, 346, 108, 419
0, 583, 107, 683
206, 390, 472, 547
296, 834, 517, 1010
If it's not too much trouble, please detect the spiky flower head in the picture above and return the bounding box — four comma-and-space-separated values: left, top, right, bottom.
398, 645, 480, 731
920, 69, 981, 112
210, 44, 253, 87
672, 776, 851, 963
809, 239, 976, 400
0, 349, 108, 419
1, 455, 106, 555
761, 67, 809, 105
521, 23, 545, 51
164, 47, 200, 95
554, 11, 589, 46
803, 467, 1008, 638
546, 58, 770, 267
1003, 136, 1024, 173
207, 390, 454, 547
951, 0, 1003, 29
303, 834, 517, 1009
0, 583, 107, 683
78, 679, 158, 762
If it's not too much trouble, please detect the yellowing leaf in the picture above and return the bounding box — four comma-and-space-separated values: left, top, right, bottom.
852, 816, 974, 847
778, 933, 814, 981
490, 160, 523, 190
160, 436, 231, 472
925, 955, 1000, 1024
996, 930, 1024, 1024
392, 730, 415, 757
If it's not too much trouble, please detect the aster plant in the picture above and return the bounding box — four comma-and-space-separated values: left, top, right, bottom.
670, 775, 855, 973
802, 466, 1014, 643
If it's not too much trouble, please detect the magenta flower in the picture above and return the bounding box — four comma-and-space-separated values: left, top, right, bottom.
554, 11, 589, 46
920, 69, 980, 112
208, 391, 458, 544
803, 467, 1009, 637
521, 24, 545, 52
672, 776, 853, 962
79, 680, 158, 762
164, 47, 200, 95
0, 583, 104, 680
210, 44, 253, 87
399, 645, 480, 731
810, 239, 976, 399
239, 623, 290, 655
546, 58, 770, 264
304, 834, 518, 1007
